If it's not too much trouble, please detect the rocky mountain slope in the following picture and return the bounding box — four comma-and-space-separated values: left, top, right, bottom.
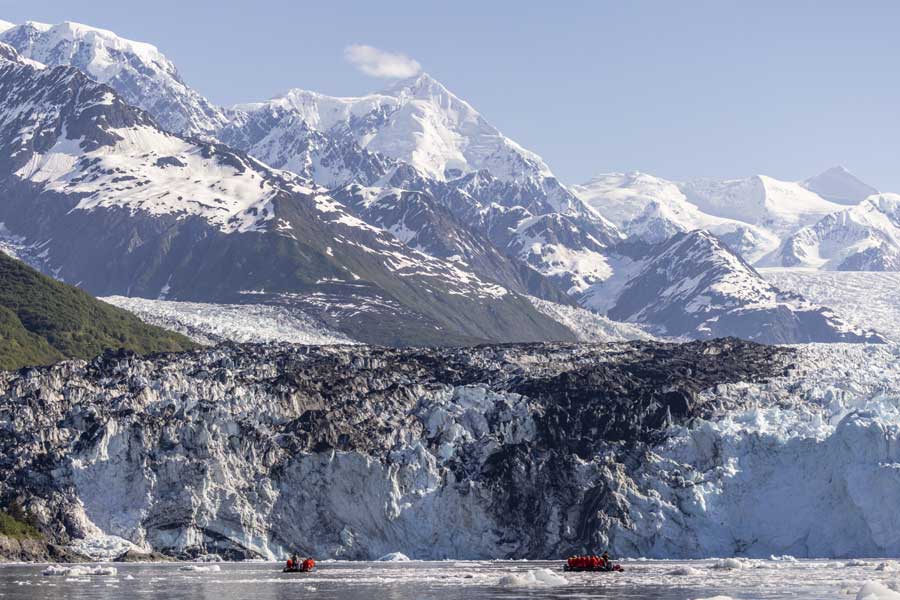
0, 42, 571, 346
223, 74, 625, 299
587, 231, 882, 343
0, 252, 195, 370
0, 338, 793, 560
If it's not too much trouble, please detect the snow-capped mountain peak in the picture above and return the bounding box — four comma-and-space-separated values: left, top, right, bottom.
235, 71, 554, 184
3, 20, 169, 82
0, 20, 228, 136
381, 71, 455, 100
803, 165, 879, 205
0, 20, 14, 34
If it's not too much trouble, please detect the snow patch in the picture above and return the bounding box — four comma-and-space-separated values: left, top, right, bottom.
528, 296, 655, 342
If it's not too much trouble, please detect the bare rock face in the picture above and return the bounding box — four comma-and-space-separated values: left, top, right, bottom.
0, 339, 791, 560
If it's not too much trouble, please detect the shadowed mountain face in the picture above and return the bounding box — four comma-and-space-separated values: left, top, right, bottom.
803, 166, 879, 205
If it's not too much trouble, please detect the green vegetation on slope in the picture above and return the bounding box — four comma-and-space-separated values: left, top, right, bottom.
0, 252, 196, 370
0, 511, 40, 541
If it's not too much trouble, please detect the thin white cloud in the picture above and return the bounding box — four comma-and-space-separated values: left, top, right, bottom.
344, 44, 421, 79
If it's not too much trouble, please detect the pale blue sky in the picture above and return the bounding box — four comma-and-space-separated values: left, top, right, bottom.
2, 0, 898, 190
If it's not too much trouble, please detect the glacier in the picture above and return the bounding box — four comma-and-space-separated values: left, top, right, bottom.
101, 296, 357, 345
609, 343, 900, 558
762, 269, 900, 342
2, 339, 900, 562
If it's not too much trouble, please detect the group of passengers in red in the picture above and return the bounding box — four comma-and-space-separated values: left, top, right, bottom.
284, 554, 316, 572
565, 551, 622, 572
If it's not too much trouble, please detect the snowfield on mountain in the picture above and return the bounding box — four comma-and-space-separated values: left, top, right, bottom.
679, 175, 845, 238
760, 194, 900, 270
572, 172, 780, 262
0, 20, 228, 136
526, 297, 655, 342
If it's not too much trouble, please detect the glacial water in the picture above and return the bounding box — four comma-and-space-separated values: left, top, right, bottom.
1, 558, 898, 599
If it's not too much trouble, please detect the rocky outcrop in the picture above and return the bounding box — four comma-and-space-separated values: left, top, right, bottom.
113, 549, 174, 562
0, 534, 86, 562
0, 340, 791, 560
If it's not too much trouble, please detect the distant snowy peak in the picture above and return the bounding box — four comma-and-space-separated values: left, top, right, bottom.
573, 172, 779, 262
0, 40, 43, 68
0, 20, 228, 136
0, 20, 14, 34
237, 72, 555, 185
761, 193, 900, 271
679, 174, 845, 238
803, 166, 878, 205
574, 172, 685, 228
